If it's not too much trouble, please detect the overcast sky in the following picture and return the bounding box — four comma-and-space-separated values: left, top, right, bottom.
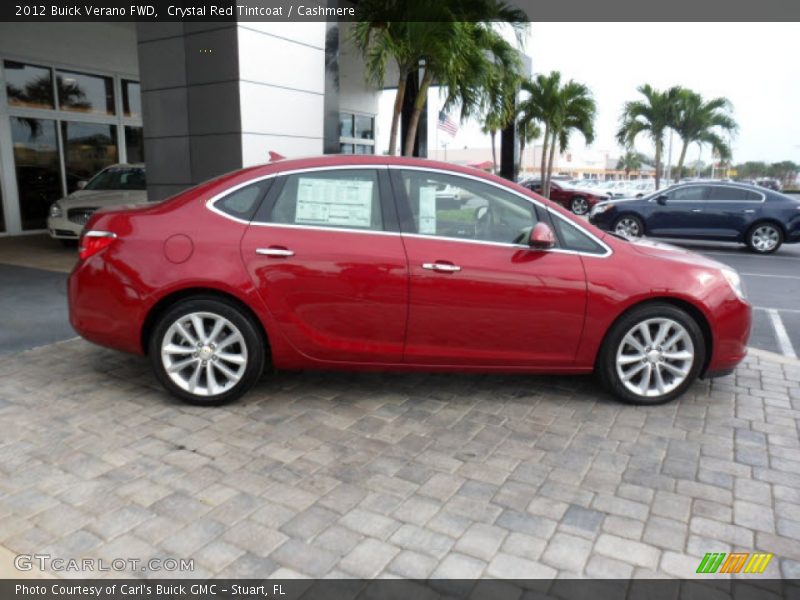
377, 22, 800, 165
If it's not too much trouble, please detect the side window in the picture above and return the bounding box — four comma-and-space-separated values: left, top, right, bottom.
398, 170, 537, 244
270, 170, 383, 231
214, 181, 268, 221
552, 217, 606, 254
708, 187, 762, 201
668, 186, 709, 201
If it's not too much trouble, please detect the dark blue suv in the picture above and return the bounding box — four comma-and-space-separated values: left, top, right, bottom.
588, 182, 800, 254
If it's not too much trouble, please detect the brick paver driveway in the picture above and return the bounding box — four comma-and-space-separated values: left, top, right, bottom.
1, 339, 799, 579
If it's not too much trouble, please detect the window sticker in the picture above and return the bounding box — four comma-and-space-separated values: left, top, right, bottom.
419, 186, 437, 234
295, 178, 374, 227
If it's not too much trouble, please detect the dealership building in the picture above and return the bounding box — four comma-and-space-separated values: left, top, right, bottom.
0, 20, 411, 237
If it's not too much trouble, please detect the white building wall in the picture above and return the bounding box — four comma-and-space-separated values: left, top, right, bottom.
236, 23, 327, 165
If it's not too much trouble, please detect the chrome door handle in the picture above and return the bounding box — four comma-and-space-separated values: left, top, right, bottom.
256, 247, 294, 257
691, 209, 702, 213
743, 209, 756, 213
422, 262, 461, 273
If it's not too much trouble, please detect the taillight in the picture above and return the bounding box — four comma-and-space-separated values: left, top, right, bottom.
79, 231, 117, 260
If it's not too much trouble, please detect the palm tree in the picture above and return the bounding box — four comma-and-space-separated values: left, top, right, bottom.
617, 84, 683, 189
354, 0, 527, 156
478, 54, 521, 173
671, 90, 737, 178
517, 72, 560, 190
543, 81, 596, 196
616, 151, 643, 178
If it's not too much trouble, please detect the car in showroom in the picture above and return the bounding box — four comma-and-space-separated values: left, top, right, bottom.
69, 156, 750, 407
519, 179, 611, 215
47, 164, 147, 244
589, 181, 800, 254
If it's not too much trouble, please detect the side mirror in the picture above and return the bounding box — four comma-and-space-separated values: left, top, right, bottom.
76, 180, 88, 190
529, 222, 556, 249
656, 194, 668, 205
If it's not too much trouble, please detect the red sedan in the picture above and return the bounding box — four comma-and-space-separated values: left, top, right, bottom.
521, 180, 610, 215
69, 156, 751, 406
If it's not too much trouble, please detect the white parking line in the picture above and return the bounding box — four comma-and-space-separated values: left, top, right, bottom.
766, 309, 797, 359
754, 306, 800, 315
740, 272, 800, 280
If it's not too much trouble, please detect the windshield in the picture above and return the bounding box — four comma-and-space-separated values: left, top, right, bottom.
84, 167, 146, 191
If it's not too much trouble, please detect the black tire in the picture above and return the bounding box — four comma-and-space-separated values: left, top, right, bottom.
597, 303, 706, 405
149, 296, 266, 406
613, 214, 644, 238
571, 196, 589, 215
745, 222, 783, 254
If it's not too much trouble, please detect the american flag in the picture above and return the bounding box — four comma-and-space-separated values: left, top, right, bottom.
437, 111, 459, 137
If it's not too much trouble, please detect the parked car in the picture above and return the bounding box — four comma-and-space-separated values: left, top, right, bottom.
69, 155, 750, 407
47, 164, 147, 244
520, 179, 610, 215
589, 182, 800, 254
756, 178, 782, 192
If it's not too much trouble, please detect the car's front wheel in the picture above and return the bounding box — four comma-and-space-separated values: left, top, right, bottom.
613, 215, 644, 238
149, 297, 266, 405
571, 196, 589, 215
597, 303, 705, 405
746, 222, 783, 254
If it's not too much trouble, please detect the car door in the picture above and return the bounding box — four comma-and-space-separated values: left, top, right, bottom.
240, 167, 409, 363
392, 168, 588, 367
647, 185, 711, 237
703, 185, 765, 239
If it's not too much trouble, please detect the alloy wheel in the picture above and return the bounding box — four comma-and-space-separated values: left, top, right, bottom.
615, 317, 695, 399
572, 197, 589, 215
160, 311, 248, 397
614, 217, 641, 238
750, 225, 779, 253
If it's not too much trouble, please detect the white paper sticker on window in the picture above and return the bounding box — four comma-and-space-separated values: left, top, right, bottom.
295, 178, 374, 228
419, 186, 437, 234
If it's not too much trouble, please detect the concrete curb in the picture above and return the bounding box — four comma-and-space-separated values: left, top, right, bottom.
747, 346, 800, 366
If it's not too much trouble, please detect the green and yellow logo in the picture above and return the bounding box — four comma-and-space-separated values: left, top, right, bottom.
696, 552, 773, 574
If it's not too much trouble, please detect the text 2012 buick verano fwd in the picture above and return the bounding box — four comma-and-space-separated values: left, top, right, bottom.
69, 156, 751, 406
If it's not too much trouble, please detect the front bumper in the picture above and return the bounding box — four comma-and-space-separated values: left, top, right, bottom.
47, 215, 82, 239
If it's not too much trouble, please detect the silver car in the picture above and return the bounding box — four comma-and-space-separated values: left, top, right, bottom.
47, 164, 147, 244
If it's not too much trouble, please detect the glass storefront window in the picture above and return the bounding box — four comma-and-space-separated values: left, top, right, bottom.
339, 114, 353, 138
354, 115, 374, 140
339, 143, 354, 154
125, 126, 145, 163
122, 79, 141, 118
10, 117, 62, 230
355, 144, 374, 155
61, 121, 118, 194
56, 70, 115, 116
0, 177, 5, 233
4, 61, 54, 109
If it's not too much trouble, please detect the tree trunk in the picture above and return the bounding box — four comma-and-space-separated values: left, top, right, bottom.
674, 140, 689, 184
545, 129, 557, 197
539, 123, 549, 189
388, 73, 407, 156
654, 137, 663, 190
490, 131, 497, 173
403, 68, 433, 157
518, 138, 526, 173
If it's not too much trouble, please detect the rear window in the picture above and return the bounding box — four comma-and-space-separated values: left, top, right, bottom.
214, 181, 268, 221
708, 186, 762, 201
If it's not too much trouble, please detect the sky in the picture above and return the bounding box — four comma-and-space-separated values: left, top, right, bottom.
376, 22, 800, 165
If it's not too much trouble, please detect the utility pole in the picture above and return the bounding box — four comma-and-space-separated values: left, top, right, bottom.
666, 130, 673, 182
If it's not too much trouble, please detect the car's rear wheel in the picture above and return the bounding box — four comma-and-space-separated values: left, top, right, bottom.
597, 303, 705, 405
613, 215, 644, 238
571, 196, 589, 215
149, 297, 265, 406
746, 222, 783, 254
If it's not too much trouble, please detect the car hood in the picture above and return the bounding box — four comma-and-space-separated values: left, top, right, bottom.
627, 237, 727, 270
60, 189, 148, 209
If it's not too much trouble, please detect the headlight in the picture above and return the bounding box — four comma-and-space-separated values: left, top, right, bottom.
721, 268, 746, 300
590, 203, 615, 217
49, 202, 63, 218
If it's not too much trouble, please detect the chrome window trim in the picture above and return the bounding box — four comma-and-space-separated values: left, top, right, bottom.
204, 163, 613, 257
647, 183, 766, 203
388, 165, 612, 258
